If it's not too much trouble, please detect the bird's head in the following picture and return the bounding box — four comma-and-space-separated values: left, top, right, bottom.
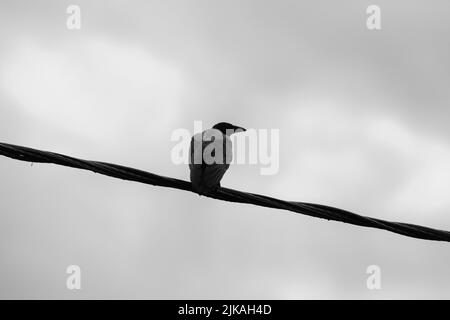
212, 122, 246, 136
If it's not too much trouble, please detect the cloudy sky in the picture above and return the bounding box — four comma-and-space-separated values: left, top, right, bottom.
0, 0, 449, 299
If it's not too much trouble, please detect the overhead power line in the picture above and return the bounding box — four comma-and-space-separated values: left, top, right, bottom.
0, 141, 449, 242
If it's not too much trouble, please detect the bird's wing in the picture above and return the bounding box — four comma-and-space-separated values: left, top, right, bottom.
201, 132, 232, 188
189, 133, 205, 192
189, 130, 232, 166
201, 161, 230, 188
189, 132, 205, 168
189, 130, 233, 192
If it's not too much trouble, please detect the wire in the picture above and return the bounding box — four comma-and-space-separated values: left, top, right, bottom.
1, 141, 449, 242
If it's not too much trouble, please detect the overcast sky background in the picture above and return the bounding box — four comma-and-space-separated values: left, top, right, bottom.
0, 0, 449, 299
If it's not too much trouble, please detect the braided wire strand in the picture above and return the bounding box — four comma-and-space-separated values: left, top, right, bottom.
0, 142, 449, 242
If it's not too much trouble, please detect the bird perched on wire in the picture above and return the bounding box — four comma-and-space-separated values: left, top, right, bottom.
189, 122, 246, 195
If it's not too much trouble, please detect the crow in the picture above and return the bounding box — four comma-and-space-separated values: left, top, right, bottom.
189, 122, 246, 195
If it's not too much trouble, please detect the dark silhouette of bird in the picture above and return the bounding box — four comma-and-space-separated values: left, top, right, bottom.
189, 122, 246, 195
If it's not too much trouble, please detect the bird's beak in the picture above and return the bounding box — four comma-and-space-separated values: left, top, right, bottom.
233, 126, 246, 133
